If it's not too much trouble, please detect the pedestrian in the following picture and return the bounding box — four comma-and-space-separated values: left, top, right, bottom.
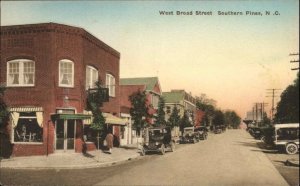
105, 132, 114, 154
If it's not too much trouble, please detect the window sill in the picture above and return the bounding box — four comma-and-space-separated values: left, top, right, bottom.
7, 85, 35, 87
13, 142, 43, 145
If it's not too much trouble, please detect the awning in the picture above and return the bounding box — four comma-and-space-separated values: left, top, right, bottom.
9, 107, 43, 112
103, 113, 127, 125
51, 113, 92, 120
83, 111, 127, 125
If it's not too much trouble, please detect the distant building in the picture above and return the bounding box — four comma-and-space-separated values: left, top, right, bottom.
0, 23, 125, 157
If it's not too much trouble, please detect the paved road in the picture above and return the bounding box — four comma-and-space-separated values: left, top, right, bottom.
1, 130, 289, 186
95, 129, 289, 186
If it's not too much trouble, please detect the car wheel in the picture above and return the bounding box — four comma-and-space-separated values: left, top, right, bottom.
170, 142, 175, 152
285, 143, 298, 155
161, 144, 165, 155
141, 147, 146, 156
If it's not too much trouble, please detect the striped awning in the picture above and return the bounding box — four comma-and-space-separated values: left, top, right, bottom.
9, 107, 43, 112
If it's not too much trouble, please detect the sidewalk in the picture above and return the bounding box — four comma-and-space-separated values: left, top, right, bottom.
0, 146, 141, 169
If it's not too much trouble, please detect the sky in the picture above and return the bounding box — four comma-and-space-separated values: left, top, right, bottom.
1, 1, 299, 119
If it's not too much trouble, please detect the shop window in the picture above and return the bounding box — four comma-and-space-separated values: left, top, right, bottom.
86, 65, 99, 90
7, 59, 35, 87
59, 59, 74, 87
83, 125, 97, 142
13, 112, 43, 143
106, 73, 115, 97
120, 126, 125, 139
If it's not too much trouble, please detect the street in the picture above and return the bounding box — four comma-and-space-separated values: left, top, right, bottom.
1, 130, 292, 186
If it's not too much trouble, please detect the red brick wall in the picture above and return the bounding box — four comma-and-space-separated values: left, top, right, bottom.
120, 85, 146, 114
0, 23, 121, 156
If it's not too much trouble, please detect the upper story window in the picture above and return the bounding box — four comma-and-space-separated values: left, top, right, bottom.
86, 66, 98, 90
7, 59, 35, 87
151, 94, 159, 109
59, 59, 74, 87
106, 73, 115, 97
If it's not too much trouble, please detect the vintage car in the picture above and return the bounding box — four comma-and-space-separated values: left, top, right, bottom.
180, 127, 199, 143
214, 126, 222, 134
194, 126, 208, 140
141, 126, 176, 156
274, 123, 299, 155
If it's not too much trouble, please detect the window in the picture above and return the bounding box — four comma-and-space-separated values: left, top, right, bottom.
7, 59, 35, 86
12, 112, 43, 143
151, 94, 159, 109
106, 74, 115, 97
86, 66, 98, 90
59, 59, 74, 87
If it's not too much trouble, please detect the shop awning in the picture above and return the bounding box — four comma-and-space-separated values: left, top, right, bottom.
83, 111, 127, 125
103, 113, 127, 125
51, 113, 92, 120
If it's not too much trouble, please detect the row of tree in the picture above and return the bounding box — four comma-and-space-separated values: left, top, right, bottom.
129, 90, 242, 134
274, 72, 299, 123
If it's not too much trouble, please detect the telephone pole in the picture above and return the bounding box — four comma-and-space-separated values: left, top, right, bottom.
290, 53, 299, 71
266, 89, 280, 123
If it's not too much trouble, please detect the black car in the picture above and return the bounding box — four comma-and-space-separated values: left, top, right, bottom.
141, 126, 176, 156
194, 126, 208, 140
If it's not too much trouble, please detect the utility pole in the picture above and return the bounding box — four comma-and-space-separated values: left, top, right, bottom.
290, 53, 299, 71
266, 89, 280, 123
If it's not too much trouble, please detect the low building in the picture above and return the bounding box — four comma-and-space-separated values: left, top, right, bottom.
0, 23, 125, 157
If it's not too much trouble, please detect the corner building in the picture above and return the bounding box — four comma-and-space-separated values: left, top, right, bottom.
0, 23, 122, 157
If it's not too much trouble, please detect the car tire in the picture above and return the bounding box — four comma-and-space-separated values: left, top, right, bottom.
285, 143, 298, 155
260, 136, 266, 143
160, 144, 165, 155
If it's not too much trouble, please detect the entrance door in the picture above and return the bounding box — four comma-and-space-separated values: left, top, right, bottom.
56, 119, 75, 152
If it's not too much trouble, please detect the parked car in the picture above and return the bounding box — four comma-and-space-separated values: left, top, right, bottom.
141, 126, 176, 156
180, 127, 199, 143
214, 126, 222, 134
194, 126, 208, 140
274, 123, 299, 155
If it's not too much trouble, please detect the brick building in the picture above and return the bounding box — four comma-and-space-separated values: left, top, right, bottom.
119, 77, 162, 145
0, 23, 125, 157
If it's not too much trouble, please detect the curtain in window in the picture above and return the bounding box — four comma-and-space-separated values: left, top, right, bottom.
11, 112, 20, 128
36, 112, 43, 127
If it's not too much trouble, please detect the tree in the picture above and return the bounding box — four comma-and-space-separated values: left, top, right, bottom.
196, 98, 216, 126
129, 90, 150, 136
274, 72, 299, 123
86, 81, 106, 149
212, 110, 224, 126
180, 110, 192, 134
0, 85, 9, 128
154, 97, 166, 127
168, 106, 181, 129
224, 110, 241, 129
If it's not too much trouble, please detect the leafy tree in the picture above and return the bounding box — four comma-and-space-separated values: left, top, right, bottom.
154, 97, 166, 127
196, 99, 216, 126
224, 110, 241, 129
86, 81, 106, 149
212, 110, 224, 126
274, 72, 299, 123
168, 106, 181, 129
0, 85, 9, 128
129, 90, 150, 136
180, 110, 193, 134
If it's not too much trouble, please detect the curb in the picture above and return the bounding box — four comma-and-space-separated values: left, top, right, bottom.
0, 153, 143, 170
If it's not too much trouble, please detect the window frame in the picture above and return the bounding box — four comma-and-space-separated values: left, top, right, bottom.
106, 73, 116, 97
6, 59, 35, 87
86, 65, 99, 90
58, 59, 74, 88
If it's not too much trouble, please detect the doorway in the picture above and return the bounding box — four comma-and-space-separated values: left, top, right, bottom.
55, 119, 76, 152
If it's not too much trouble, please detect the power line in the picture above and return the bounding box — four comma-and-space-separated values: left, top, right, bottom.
266, 89, 281, 123
290, 53, 299, 71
